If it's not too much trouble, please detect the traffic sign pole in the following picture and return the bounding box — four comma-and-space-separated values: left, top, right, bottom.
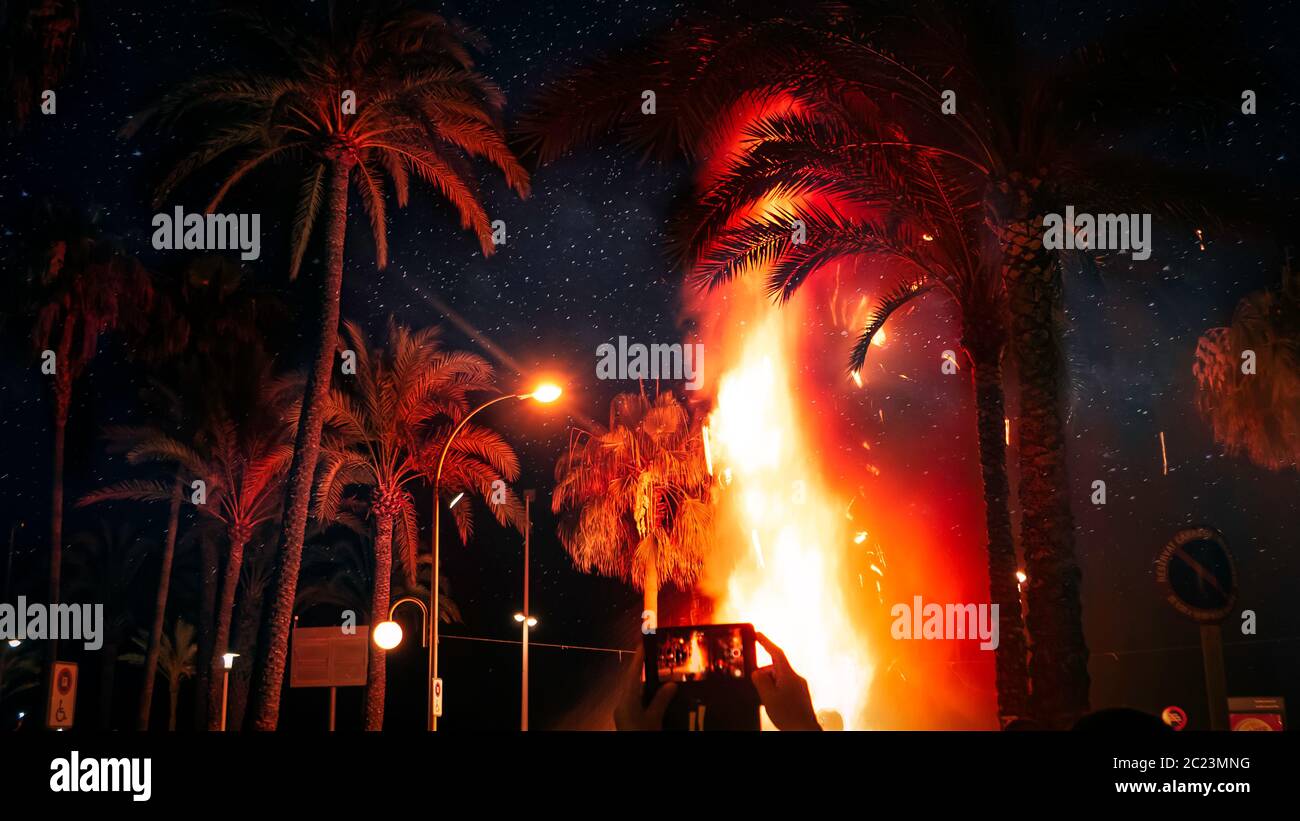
1200, 624, 1228, 730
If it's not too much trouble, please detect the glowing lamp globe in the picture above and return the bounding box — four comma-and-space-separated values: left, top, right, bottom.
373, 620, 404, 650
530, 384, 562, 403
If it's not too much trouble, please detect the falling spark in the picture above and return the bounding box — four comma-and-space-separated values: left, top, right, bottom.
448, 492, 465, 508
1195, 228, 1206, 252
1004, 418, 1011, 447
869, 564, 884, 577
921, 233, 935, 242
1159, 431, 1168, 475
702, 425, 714, 476
853, 531, 868, 544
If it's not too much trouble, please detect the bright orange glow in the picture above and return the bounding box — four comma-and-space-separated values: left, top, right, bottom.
373, 620, 403, 650
706, 307, 874, 729
529, 383, 562, 403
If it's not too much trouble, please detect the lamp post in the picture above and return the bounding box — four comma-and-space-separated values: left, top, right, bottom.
520, 490, 535, 731
220, 652, 238, 731
428, 384, 561, 731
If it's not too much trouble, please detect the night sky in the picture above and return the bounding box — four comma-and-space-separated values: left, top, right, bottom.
2, 0, 1298, 731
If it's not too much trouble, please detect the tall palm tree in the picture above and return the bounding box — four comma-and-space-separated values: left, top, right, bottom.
124, 255, 286, 730
1194, 259, 1300, 471
126, 1, 530, 730
65, 519, 154, 729
18, 201, 153, 675
684, 101, 1029, 720
553, 391, 713, 618
80, 347, 298, 729
314, 320, 522, 729
122, 619, 198, 731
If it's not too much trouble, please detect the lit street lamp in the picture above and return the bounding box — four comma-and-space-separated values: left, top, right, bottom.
429, 385, 561, 731
220, 652, 239, 731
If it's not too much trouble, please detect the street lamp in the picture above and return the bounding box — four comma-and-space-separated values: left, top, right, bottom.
373, 596, 429, 651
220, 652, 239, 731
429, 386, 560, 731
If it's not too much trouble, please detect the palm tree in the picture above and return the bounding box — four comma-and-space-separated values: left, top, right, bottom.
684, 100, 1030, 720
17, 201, 153, 674
126, 1, 530, 730
2, 0, 83, 130
65, 519, 154, 729
314, 320, 522, 729
124, 255, 285, 730
1194, 259, 1300, 471
228, 539, 276, 731
80, 346, 298, 729
122, 619, 198, 731
553, 391, 713, 618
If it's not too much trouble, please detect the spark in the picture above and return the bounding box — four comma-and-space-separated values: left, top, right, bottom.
854, 531, 869, 544
1159, 431, 1168, 475
1195, 228, 1206, 252
1005, 418, 1011, 446
702, 424, 714, 476
448, 492, 465, 508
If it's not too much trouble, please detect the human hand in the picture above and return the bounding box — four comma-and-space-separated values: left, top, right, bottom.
751, 632, 821, 731
613, 647, 678, 730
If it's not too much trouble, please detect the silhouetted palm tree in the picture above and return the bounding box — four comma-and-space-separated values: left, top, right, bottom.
66, 519, 154, 729
1194, 259, 1300, 471
2, 0, 83, 130
17, 201, 153, 674
122, 619, 197, 731
314, 320, 522, 729
80, 347, 299, 729
126, 1, 530, 729
553, 391, 713, 619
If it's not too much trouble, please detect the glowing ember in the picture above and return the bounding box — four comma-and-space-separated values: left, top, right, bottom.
705, 307, 874, 729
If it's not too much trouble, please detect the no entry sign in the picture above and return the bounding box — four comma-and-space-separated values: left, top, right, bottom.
1155, 527, 1237, 623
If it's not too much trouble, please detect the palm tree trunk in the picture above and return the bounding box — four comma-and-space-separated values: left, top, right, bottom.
47, 333, 72, 679
251, 154, 353, 731
168, 679, 179, 731
98, 637, 119, 730
1001, 215, 1090, 728
138, 474, 184, 730
194, 530, 218, 730
966, 339, 1029, 723
643, 562, 659, 623
229, 574, 267, 731
207, 530, 249, 730
364, 513, 393, 731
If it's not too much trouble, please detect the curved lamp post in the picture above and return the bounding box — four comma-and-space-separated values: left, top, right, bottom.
424, 383, 561, 731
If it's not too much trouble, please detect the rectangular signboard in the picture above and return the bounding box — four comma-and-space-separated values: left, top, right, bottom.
46, 661, 78, 729
290, 626, 369, 688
